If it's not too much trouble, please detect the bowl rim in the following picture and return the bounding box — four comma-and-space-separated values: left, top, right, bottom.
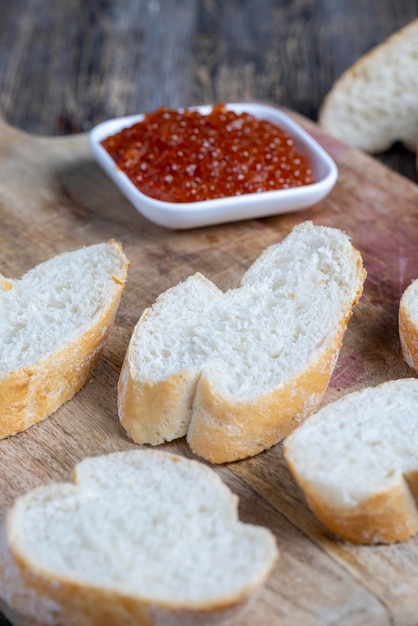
89, 102, 338, 229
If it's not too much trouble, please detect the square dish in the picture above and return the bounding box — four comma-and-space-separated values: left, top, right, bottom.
89, 102, 338, 230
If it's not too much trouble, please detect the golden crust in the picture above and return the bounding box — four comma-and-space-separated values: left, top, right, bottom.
118, 334, 344, 464
0, 316, 111, 439
187, 335, 343, 464
118, 353, 199, 445
3, 558, 253, 626
8, 548, 257, 626
319, 18, 418, 153
0, 243, 129, 439
188, 251, 364, 463
119, 243, 365, 464
285, 462, 418, 544
1, 449, 278, 626
399, 297, 418, 374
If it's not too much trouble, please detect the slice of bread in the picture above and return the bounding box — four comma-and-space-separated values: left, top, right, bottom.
319, 19, 418, 154
400, 278, 418, 374
284, 378, 418, 544
0, 449, 278, 626
118, 221, 366, 463
0, 241, 129, 438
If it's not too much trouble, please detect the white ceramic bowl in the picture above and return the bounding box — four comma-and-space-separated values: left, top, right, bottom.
89, 102, 338, 229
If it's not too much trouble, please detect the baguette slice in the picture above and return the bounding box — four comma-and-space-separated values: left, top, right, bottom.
284, 378, 418, 544
319, 19, 418, 154
118, 221, 365, 463
400, 278, 418, 374
0, 449, 278, 626
0, 241, 129, 438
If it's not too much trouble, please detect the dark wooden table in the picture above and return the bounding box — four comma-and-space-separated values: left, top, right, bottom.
1, 0, 417, 182
0, 2, 417, 625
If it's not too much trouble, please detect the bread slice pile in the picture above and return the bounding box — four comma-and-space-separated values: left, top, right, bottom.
118, 221, 365, 463
319, 19, 418, 160
0, 241, 129, 438
284, 378, 418, 544
0, 449, 278, 626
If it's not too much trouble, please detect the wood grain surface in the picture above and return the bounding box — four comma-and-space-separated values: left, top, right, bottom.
1, 1, 418, 624
1, 108, 418, 625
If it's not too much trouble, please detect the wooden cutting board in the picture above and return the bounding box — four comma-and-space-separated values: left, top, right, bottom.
1, 108, 418, 626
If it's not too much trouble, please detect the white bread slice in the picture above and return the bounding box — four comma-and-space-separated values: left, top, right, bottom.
319, 19, 418, 154
284, 378, 418, 545
400, 278, 418, 374
0, 241, 129, 438
118, 221, 366, 463
0, 449, 278, 626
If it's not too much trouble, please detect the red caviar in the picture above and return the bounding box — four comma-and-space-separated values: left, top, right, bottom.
101, 105, 315, 203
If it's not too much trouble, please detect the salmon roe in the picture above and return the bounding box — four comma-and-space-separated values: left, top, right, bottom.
101, 104, 315, 203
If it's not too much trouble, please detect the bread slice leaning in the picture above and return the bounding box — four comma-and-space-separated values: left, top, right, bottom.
284, 378, 418, 544
399, 278, 418, 374
0, 449, 278, 626
319, 19, 418, 154
0, 241, 129, 438
118, 221, 366, 463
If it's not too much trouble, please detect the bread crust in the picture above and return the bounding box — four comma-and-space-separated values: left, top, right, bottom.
118, 357, 199, 445
187, 334, 344, 464
119, 306, 358, 465
188, 256, 363, 464
399, 287, 418, 374
118, 273, 221, 447
285, 463, 418, 544
118, 227, 365, 464
0, 309, 114, 439
284, 379, 418, 545
319, 18, 418, 153
0, 450, 278, 625
0, 242, 129, 439
5, 551, 255, 626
